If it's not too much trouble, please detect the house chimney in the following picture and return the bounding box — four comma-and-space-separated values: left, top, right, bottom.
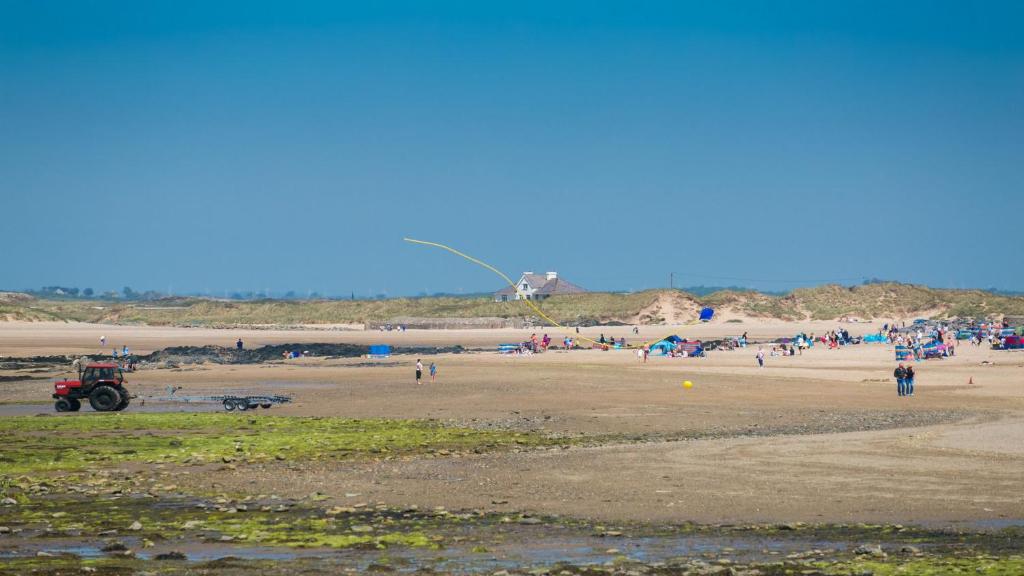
523, 271, 534, 276
546, 271, 557, 280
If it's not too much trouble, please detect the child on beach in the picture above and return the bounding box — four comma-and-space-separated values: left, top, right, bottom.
429, 362, 437, 383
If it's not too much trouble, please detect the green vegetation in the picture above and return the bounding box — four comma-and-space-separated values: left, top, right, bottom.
0, 413, 554, 474
0, 292, 667, 326
0, 491, 442, 550
0, 303, 66, 322
4, 282, 1024, 325
0, 413, 558, 559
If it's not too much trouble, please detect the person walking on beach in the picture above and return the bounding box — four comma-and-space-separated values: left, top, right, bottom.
429, 362, 437, 383
756, 347, 765, 368
415, 359, 423, 385
904, 365, 915, 396
894, 363, 908, 397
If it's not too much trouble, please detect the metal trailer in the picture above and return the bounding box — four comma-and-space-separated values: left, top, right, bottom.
216, 394, 292, 411
150, 387, 292, 411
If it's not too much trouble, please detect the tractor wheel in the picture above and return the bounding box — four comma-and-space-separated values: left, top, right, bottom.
89, 385, 123, 412
55, 398, 72, 412
114, 393, 130, 411
223, 398, 236, 411
68, 399, 82, 412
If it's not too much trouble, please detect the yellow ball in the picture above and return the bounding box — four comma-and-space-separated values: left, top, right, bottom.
683, 381, 693, 389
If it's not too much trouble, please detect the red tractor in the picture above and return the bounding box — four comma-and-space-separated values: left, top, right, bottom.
53, 363, 131, 412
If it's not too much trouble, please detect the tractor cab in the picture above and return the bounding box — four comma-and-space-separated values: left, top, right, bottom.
81, 364, 124, 387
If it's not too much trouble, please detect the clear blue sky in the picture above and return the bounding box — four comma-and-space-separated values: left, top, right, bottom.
2, 1, 1022, 296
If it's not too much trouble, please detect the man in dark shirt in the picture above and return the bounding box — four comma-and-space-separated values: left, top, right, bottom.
894, 364, 908, 397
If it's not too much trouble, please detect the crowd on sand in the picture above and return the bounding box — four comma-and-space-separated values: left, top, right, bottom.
510, 331, 639, 355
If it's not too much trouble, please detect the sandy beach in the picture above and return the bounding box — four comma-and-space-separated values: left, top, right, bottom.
2, 320, 1021, 528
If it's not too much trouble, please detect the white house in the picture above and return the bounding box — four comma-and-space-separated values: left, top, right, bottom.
494, 271, 587, 302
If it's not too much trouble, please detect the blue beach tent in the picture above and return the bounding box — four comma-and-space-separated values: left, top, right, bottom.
368, 344, 391, 358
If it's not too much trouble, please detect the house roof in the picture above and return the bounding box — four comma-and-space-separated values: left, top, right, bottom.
521, 273, 549, 287
535, 277, 587, 295
495, 274, 587, 296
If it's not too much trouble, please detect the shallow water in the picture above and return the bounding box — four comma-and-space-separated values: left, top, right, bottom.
4, 530, 857, 573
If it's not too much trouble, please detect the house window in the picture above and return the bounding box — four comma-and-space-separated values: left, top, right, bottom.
522, 283, 528, 290
501, 295, 508, 302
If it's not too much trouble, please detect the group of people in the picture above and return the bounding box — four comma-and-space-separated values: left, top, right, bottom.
821, 329, 852, 349
892, 330, 956, 360
515, 333, 554, 354
770, 342, 799, 357
597, 334, 627, 348
881, 322, 958, 356
100, 336, 136, 371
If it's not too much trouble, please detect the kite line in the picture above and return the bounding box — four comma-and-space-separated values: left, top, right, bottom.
403, 237, 692, 349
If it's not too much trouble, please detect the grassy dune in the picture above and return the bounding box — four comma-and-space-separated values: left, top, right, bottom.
3, 283, 1024, 326
2, 292, 670, 326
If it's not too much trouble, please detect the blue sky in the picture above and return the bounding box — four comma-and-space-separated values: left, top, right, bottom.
2, 1, 1022, 296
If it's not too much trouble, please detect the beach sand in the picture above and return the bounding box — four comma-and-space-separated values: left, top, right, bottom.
1, 320, 1021, 527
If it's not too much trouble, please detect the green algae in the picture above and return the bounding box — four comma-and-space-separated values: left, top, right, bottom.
3, 415, 1023, 573
0, 413, 554, 558
1, 492, 460, 553
0, 413, 554, 474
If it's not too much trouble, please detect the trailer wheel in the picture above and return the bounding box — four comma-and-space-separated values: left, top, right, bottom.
55, 398, 72, 412
260, 403, 272, 409
236, 399, 249, 411
223, 398, 236, 411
